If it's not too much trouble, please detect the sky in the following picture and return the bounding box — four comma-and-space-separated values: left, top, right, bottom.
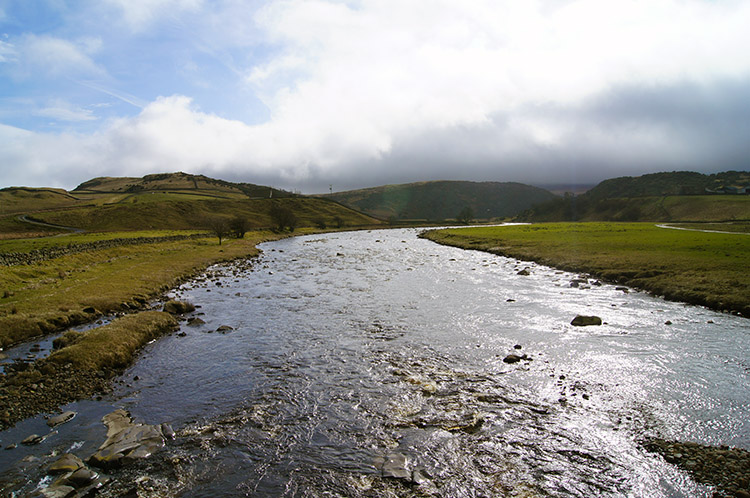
1, 0, 749, 193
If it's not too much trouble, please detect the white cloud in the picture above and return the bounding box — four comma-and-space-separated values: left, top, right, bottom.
34, 99, 98, 122
0, 39, 16, 63
3, 0, 750, 190
12, 34, 104, 79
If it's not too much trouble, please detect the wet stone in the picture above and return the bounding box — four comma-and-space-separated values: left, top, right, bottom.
49, 453, 84, 474
21, 434, 44, 446
381, 452, 410, 479
40, 485, 76, 498
66, 467, 98, 487
47, 410, 76, 428
570, 315, 602, 326
503, 354, 523, 364
88, 409, 166, 469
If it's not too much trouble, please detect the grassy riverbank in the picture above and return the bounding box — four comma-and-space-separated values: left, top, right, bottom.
421, 223, 750, 316
0, 312, 178, 427
0, 229, 298, 427
0, 230, 285, 348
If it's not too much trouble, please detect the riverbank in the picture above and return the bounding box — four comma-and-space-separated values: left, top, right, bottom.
0, 230, 282, 349
0, 312, 177, 428
420, 222, 750, 317
0, 230, 292, 428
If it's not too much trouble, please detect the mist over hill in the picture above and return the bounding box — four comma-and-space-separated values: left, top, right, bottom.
322, 181, 557, 221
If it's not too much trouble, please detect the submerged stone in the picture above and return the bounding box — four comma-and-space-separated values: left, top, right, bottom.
381, 452, 410, 479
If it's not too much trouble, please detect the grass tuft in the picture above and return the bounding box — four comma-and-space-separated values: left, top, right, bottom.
45, 311, 177, 371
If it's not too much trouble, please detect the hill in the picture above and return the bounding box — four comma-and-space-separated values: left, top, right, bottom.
0, 172, 380, 238
73, 172, 292, 199
584, 171, 750, 199
518, 171, 750, 222
322, 181, 557, 221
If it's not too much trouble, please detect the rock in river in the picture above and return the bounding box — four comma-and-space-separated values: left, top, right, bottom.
503, 354, 523, 364
163, 300, 195, 315
87, 409, 167, 469
47, 410, 76, 428
380, 452, 411, 479
49, 453, 85, 474
570, 315, 602, 326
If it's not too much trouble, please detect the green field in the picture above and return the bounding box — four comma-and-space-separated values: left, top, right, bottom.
0, 230, 284, 348
422, 223, 750, 316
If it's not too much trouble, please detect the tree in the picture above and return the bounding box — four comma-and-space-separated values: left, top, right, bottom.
269, 203, 297, 232
230, 215, 249, 239
206, 217, 230, 245
456, 206, 474, 224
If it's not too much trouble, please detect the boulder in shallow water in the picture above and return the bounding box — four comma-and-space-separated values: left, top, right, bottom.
21, 434, 44, 446
49, 453, 84, 474
87, 409, 166, 469
503, 354, 523, 364
570, 315, 602, 326
163, 300, 195, 315
47, 411, 76, 428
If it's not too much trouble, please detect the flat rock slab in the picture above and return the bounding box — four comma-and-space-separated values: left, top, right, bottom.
49, 453, 85, 474
88, 409, 165, 469
40, 485, 76, 498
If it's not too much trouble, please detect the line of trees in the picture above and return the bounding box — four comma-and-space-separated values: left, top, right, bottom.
206, 204, 298, 244
206, 215, 251, 245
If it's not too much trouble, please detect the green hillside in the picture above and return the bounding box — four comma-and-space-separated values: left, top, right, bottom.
584, 171, 750, 199
519, 171, 750, 222
27, 197, 376, 232
0, 172, 380, 238
323, 180, 557, 221
73, 171, 292, 199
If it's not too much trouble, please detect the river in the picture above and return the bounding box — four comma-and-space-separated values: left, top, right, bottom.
1, 228, 748, 496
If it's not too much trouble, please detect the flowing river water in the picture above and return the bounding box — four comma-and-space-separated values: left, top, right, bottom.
1, 228, 749, 496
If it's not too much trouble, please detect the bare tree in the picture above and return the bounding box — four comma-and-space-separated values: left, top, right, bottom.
456, 206, 474, 224
207, 217, 230, 245
230, 215, 249, 239
269, 204, 297, 232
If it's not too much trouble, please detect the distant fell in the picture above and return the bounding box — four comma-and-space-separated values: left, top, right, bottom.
74, 171, 292, 199
323, 181, 557, 221
1, 172, 380, 237
584, 171, 750, 199
518, 171, 750, 222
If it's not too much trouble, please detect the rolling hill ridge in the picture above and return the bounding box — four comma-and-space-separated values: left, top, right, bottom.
321, 180, 557, 221
518, 171, 750, 222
